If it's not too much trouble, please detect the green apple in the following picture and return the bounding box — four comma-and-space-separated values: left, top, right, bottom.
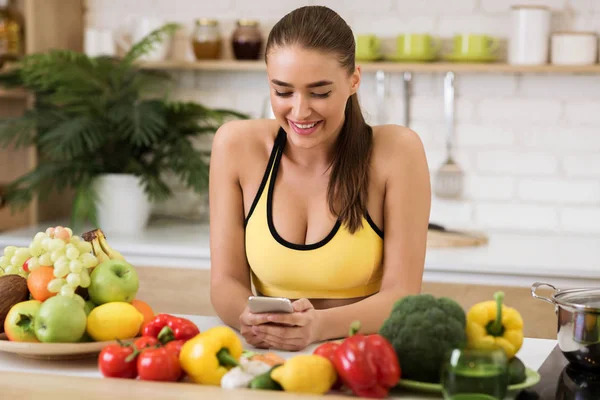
4, 300, 42, 342
83, 300, 96, 316
88, 260, 139, 305
34, 296, 87, 343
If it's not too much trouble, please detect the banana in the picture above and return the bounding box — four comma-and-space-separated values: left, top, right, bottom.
82, 229, 125, 262
96, 230, 125, 261
90, 239, 110, 263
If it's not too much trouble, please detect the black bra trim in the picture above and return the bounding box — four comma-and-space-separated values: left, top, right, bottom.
365, 212, 384, 239
244, 129, 285, 227
267, 131, 342, 251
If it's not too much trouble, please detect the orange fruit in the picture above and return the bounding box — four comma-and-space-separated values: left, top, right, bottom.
27, 266, 57, 302
131, 299, 155, 334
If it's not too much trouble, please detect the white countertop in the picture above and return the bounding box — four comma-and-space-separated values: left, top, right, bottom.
1, 219, 598, 287
0, 314, 558, 400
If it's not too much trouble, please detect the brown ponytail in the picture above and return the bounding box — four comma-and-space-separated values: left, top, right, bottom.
265, 6, 373, 233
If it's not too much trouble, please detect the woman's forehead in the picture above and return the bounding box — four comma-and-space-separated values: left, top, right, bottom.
266, 46, 345, 83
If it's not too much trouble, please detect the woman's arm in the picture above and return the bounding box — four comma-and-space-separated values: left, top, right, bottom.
208, 121, 255, 330
316, 126, 431, 340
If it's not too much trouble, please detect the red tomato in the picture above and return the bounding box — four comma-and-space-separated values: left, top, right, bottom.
98, 344, 137, 379
164, 339, 184, 357
137, 347, 181, 382
134, 336, 159, 350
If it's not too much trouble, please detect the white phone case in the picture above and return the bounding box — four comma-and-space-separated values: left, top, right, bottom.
248, 296, 294, 313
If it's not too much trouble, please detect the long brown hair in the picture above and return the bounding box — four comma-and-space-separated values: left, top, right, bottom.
265, 6, 373, 233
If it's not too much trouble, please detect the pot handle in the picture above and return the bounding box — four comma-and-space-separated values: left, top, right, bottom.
531, 282, 558, 305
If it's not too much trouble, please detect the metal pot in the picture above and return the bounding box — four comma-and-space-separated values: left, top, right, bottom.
532, 282, 600, 369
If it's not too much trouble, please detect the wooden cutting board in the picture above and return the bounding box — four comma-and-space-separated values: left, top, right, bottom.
427, 223, 489, 248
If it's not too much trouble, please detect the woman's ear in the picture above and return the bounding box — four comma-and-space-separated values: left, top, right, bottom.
350, 66, 361, 95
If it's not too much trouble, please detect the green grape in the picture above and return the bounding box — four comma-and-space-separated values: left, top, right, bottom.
51, 249, 65, 263
33, 232, 47, 243
4, 265, 18, 275
38, 253, 52, 267
53, 262, 69, 278
3, 246, 17, 259
0, 256, 8, 268
65, 227, 73, 237
66, 273, 81, 288
49, 239, 66, 252
77, 241, 93, 255
80, 253, 98, 269
69, 260, 83, 274
41, 238, 52, 252
29, 242, 43, 257
15, 248, 31, 260
10, 255, 25, 268
26, 257, 40, 272
54, 256, 68, 271
66, 246, 80, 261
59, 285, 75, 298
69, 236, 81, 246
79, 269, 91, 288
48, 278, 65, 293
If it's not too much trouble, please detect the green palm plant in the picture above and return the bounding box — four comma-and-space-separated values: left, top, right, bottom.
0, 23, 247, 228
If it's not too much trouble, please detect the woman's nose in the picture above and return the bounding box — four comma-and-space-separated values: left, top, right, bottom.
291, 94, 312, 120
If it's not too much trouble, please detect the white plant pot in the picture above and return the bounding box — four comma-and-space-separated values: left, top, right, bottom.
94, 174, 151, 235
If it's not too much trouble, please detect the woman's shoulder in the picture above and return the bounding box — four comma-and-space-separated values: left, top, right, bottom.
212, 118, 280, 159
371, 124, 427, 162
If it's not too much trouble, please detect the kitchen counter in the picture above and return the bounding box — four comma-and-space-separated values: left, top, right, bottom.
1, 219, 598, 288
0, 314, 558, 400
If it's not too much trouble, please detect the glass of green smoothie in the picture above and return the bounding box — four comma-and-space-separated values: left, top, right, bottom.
441, 347, 509, 400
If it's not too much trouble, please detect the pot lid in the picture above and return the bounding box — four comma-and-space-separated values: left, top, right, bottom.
556, 288, 600, 309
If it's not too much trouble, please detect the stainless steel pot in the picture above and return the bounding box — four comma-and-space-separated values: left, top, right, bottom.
532, 282, 600, 369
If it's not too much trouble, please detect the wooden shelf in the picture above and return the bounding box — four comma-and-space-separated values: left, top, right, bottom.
141, 59, 600, 74
0, 88, 28, 99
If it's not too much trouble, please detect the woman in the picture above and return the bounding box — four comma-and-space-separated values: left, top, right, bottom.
209, 5, 430, 351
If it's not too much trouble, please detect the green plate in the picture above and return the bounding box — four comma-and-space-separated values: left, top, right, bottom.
396, 368, 540, 394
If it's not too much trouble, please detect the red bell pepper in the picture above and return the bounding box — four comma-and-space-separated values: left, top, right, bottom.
141, 314, 200, 344
314, 341, 343, 390
332, 321, 401, 398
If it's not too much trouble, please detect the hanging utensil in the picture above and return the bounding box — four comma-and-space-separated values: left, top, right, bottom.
434, 71, 464, 199
375, 69, 386, 125
403, 71, 412, 128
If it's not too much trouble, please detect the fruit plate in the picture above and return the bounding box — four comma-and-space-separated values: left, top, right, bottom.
0, 333, 134, 360
395, 368, 540, 398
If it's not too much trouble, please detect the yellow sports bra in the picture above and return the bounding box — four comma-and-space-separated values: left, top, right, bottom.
245, 129, 384, 299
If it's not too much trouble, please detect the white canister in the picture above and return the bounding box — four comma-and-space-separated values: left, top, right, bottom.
551, 32, 598, 65
509, 5, 551, 65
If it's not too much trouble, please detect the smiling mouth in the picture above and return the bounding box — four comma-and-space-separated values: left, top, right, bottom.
291, 121, 320, 129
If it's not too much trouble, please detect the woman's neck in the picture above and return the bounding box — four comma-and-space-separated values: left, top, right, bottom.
283, 121, 343, 173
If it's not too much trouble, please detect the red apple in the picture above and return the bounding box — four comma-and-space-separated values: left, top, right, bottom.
4, 300, 42, 342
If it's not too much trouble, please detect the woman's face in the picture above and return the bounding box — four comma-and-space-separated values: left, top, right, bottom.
266, 45, 360, 150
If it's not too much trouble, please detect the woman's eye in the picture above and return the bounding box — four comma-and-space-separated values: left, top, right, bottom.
275, 90, 293, 97
312, 91, 331, 98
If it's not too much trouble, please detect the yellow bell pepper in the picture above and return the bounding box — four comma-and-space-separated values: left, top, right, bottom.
271, 354, 337, 394
179, 326, 244, 385
466, 291, 524, 359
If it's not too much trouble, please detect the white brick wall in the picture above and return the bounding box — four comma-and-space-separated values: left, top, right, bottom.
87, 0, 600, 235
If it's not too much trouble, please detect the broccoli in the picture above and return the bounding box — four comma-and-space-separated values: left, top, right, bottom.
379, 294, 467, 383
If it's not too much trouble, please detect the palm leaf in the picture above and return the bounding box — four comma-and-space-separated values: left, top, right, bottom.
38, 116, 105, 159
122, 23, 181, 66
0, 111, 37, 148
71, 178, 99, 230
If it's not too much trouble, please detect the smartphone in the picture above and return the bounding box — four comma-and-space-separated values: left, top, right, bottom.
248, 296, 294, 314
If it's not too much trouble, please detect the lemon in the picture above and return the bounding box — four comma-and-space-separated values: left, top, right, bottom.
86, 302, 143, 341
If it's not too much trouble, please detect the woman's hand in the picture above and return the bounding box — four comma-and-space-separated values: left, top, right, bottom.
245, 298, 321, 351
239, 305, 270, 349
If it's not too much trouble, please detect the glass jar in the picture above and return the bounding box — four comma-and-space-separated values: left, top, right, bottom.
192, 18, 221, 60
0, 0, 24, 67
231, 19, 263, 60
